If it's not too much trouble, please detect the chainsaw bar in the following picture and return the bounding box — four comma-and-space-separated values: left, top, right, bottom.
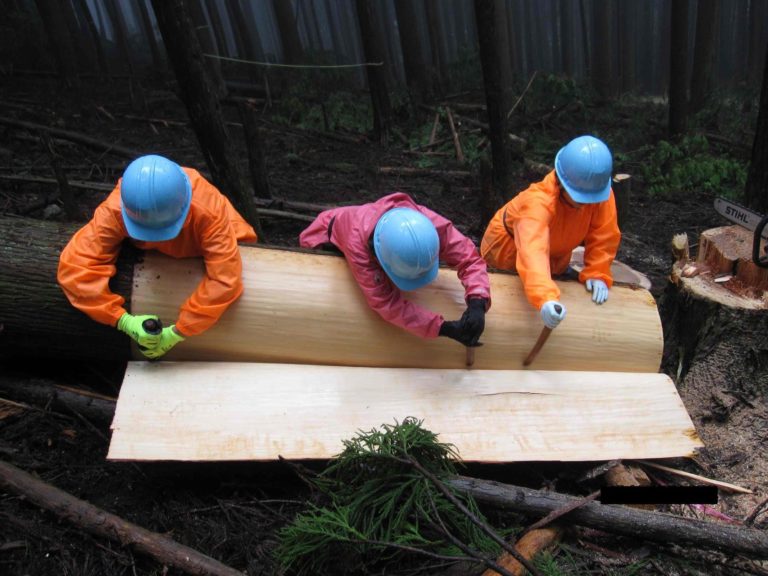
714, 197, 768, 240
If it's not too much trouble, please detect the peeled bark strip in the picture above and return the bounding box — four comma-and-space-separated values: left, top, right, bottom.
449, 476, 768, 558
482, 526, 563, 576
0, 460, 244, 576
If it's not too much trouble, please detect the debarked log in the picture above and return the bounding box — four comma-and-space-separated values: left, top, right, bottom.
449, 476, 768, 558
0, 215, 662, 371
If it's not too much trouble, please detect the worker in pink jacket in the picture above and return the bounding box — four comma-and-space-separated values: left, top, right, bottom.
299, 192, 491, 346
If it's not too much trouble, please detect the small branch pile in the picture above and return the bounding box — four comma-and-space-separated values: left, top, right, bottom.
275, 417, 506, 575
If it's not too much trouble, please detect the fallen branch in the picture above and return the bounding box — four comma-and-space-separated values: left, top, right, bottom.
506, 71, 538, 119
448, 476, 768, 558
257, 208, 315, 223
0, 460, 245, 576
445, 107, 465, 165
0, 173, 113, 191
0, 116, 143, 158
428, 112, 440, 144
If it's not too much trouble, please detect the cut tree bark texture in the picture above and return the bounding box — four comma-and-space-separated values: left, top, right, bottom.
659, 224, 768, 518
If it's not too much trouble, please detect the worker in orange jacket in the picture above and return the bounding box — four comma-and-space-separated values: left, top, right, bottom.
58, 155, 257, 358
481, 135, 621, 330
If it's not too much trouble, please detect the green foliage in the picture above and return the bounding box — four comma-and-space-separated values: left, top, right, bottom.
275, 418, 500, 575
637, 134, 747, 199
533, 549, 648, 576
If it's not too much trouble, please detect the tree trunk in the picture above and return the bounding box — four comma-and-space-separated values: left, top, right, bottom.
355, 0, 392, 145
104, 0, 135, 76
474, 0, 512, 200
186, 0, 227, 98
150, 0, 263, 239
33, 0, 80, 87
578, 0, 591, 77
659, 226, 768, 520
224, 0, 261, 84
559, 0, 574, 77
0, 215, 131, 362
591, 0, 613, 102
617, 0, 635, 93
393, 0, 430, 103
239, 102, 272, 200
58, 0, 93, 74
745, 41, 768, 214
669, 0, 689, 135
203, 0, 229, 58
748, 0, 768, 84
272, 0, 304, 65
73, 0, 109, 78
690, 0, 719, 114
135, 0, 163, 71
449, 476, 768, 558
425, 0, 447, 96
494, 0, 514, 115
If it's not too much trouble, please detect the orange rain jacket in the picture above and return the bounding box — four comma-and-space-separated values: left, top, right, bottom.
57, 168, 257, 337
480, 170, 620, 310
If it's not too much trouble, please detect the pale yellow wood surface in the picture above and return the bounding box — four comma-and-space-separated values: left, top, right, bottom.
108, 362, 703, 462
131, 246, 662, 372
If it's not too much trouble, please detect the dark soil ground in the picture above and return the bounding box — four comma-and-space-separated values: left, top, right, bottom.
1, 75, 766, 576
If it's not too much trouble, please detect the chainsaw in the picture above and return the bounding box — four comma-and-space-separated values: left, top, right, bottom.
713, 197, 768, 268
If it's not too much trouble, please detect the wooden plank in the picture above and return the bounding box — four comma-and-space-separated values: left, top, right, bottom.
108, 362, 702, 462
131, 246, 663, 372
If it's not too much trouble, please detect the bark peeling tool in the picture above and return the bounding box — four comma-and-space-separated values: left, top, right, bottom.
523, 304, 562, 367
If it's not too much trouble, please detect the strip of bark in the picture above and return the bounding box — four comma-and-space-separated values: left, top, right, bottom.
448, 476, 768, 558
0, 460, 244, 576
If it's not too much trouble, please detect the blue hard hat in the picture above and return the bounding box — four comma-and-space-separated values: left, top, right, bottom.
554, 135, 612, 204
120, 155, 192, 242
373, 207, 440, 291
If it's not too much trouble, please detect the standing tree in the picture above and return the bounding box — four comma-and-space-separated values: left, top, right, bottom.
272, 0, 304, 65
33, 0, 80, 87
690, 0, 720, 113
591, 0, 613, 102
150, 0, 263, 238
104, 0, 135, 76
474, 0, 512, 201
393, 0, 431, 103
745, 42, 768, 214
73, 0, 108, 78
747, 0, 768, 83
355, 0, 391, 145
617, 0, 636, 93
186, 0, 227, 98
560, 0, 575, 77
669, 0, 689, 135
135, 0, 164, 71
424, 0, 447, 96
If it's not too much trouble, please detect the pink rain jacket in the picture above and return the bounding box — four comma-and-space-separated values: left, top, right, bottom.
299, 192, 491, 338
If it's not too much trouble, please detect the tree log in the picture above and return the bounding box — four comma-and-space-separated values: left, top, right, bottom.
448, 476, 768, 558
0, 375, 115, 425
0, 215, 131, 361
0, 460, 244, 576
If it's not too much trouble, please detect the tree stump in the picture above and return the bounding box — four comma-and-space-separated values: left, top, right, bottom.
659, 224, 768, 517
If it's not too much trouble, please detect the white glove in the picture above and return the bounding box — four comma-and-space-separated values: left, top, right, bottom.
585, 279, 609, 304
540, 301, 566, 329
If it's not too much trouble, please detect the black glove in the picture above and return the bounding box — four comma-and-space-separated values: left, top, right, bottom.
460, 298, 487, 346
439, 298, 487, 347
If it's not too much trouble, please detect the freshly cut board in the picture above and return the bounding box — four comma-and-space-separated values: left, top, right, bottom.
131, 246, 663, 372
108, 362, 703, 462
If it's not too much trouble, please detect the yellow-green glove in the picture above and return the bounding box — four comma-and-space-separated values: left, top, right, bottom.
142, 326, 186, 359
117, 313, 162, 348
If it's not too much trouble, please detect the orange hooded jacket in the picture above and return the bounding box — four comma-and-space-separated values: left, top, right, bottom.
57, 168, 257, 337
480, 170, 620, 310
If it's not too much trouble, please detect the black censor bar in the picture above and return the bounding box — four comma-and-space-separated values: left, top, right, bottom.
600, 486, 718, 505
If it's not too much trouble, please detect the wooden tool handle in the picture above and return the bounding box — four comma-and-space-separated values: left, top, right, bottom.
523, 327, 553, 367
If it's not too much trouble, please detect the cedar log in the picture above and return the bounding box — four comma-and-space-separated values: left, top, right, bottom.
0, 460, 244, 576
0, 215, 132, 361
448, 476, 768, 558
